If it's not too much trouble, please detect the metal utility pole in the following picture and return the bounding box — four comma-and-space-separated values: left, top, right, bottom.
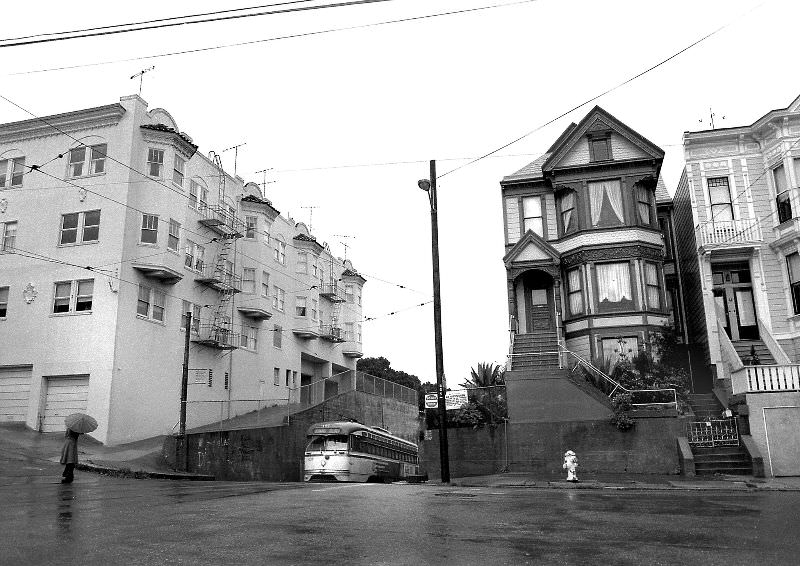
130, 66, 155, 96
418, 159, 449, 483
223, 143, 246, 177
180, 311, 191, 472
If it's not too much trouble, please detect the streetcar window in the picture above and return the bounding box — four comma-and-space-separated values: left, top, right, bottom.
306, 435, 349, 451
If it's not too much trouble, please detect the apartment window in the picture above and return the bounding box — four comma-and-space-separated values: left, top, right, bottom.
558, 190, 577, 234
311, 298, 318, 320
0, 286, 8, 317
273, 325, 282, 348
68, 144, 106, 177
242, 268, 256, 294
293, 371, 298, 387
53, 279, 93, 313
356, 291, 361, 306
274, 238, 286, 265
588, 180, 624, 227
261, 271, 270, 298
59, 211, 100, 245
181, 300, 201, 332
775, 165, 792, 223
567, 268, 583, 316
137, 284, 165, 322
636, 184, 653, 225
0, 157, 25, 188
1, 221, 17, 252
296, 296, 307, 317
147, 148, 164, 178
787, 253, 800, 315
357, 323, 362, 342
522, 196, 544, 237
273, 287, 285, 311
263, 224, 271, 246
708, 177, 733, 222
172, 155, 185, 187
242, 326, 258, 351
184, 240, 204, 271
644, 262, 661, 310
285, 369, 291, 387
168, 219, 180, 251
595, 262, 632, 309
296, 251, 308, 274
189, 180, 208, 211
274, 367, 280, 385
345, 322, 354, 340
245, 216, 257, 239
589, 136, 611, 162
345, 285, 354, 304
140, 214, 158, 244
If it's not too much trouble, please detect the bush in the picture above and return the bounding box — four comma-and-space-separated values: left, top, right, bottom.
610, 392, 635, 431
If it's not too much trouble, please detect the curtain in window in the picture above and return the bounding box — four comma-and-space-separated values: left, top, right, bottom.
567, 268, 583, 314
644, 263, 660, 308
596, 262, 631, 303
588, 180, 623, 225
589, 182, 604, 225
606, 180, 624, 223
637, 186, 651, 223
561, 191, 575, 231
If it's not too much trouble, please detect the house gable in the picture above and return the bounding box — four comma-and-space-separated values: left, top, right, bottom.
503, 230, 561, 267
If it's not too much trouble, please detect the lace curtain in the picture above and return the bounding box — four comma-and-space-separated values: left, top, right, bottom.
588, 180, 623, 226
644, 262, 660, 308
596, 262, 631, 303
567, 268, 583, 314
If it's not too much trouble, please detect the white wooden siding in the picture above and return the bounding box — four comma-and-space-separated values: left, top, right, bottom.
42, 376, 89, 433
505, 196, 520, 244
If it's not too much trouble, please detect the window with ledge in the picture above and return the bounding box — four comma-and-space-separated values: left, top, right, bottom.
774, 164, 792, 224
137, 284, 165, 322
588, 180, 624, 227
140, 214, 158, 244
274, 367, 280, 385
167, 219, 180, 251
658, 217, 674, 260
172, 155, 185, 188
241, 326, 258, 351
522, 196, 544, 237
0, 286, 8, 317
273, 325, 282, 348
296, 251, 307, 274
189, 180, 208, 212
595, 262, 633, 311
1, 221, 17, 252
184, 240, 204, 271
566, 268, 583, 316
274, 238, 286, 265
345, 322, 354, 340
589, 135, 612, 162
242, 268, 256, 294
644, 262, 661, 310
245, 216, 257, 239
0, 157, 25, 188
60, 211, 100, 245
147, 148, 164, 178
261, 271, 270, 298
285, 369, 291, 387
311, 298, 318, 320
180, 300, 201, 332
53, 279, 93, 313
345, 285, 354, 303
296, 296, 307, 317
273, 286, 285, 311
558, 190, 577, 235
787, 252, 800, 315
636, 184, 653, 226
68, 144, 106, 177
707, 177, 733, 223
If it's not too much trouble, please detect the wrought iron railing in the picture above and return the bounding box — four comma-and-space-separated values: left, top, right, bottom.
687, 417, 739, 447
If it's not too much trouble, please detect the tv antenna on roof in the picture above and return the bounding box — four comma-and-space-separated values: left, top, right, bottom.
255, 168, 276, 193
130, 66, 155, 96
301, 205, 319, 232
333, 234, 355, 261
699, 107, 725, 130
223, 142, 246, 176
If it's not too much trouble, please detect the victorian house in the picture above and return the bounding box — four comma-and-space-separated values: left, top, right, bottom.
674, 95, 800, 476
501, 106, 670, 421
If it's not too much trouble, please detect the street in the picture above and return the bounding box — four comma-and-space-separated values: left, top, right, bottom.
1, 461, 799, 566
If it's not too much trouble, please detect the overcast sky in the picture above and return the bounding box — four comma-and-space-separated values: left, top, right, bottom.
2, 0, 798, 384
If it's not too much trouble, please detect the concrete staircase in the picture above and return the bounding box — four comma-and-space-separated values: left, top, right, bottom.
686, 393, 752, 475
732, 339, 775, 365
687, 393, 723, 418
511, 331, 560, 370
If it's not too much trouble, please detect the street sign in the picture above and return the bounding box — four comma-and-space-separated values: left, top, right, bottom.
189, 369, 211, 385
425, 390, 469, 410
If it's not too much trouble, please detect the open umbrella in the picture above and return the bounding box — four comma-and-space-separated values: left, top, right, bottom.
64, 413, 98, 434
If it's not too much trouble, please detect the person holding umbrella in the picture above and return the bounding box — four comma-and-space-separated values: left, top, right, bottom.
60, 413, 97, 484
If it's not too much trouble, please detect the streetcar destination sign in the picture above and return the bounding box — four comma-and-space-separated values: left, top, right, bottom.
424, 390, 469, 410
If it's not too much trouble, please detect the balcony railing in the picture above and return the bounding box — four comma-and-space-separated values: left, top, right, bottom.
696, 219, 762, 252
319, 325, 345, 342
731, 364, 800, 394
197, 205, 245, 237
319, 282, 345, 302
194, 262, 242, 293
191, 323, 239, 350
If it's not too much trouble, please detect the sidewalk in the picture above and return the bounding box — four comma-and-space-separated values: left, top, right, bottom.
447, 471, 800, 491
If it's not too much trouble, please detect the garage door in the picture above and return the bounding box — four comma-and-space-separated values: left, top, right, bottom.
764, 406, 800, 477
0, 366, 33, 422
42, 376, 89, 433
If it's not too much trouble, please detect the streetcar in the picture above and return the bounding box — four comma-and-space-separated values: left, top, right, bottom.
303, 421, 420, 482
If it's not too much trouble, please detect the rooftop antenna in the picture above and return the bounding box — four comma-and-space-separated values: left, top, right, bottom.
255, 168, 276, 193
699, 107, 725, 130
301, 205, 319, 232
130, 66, 155, 96
333, 234, 355, 261
223, 142, 246, 177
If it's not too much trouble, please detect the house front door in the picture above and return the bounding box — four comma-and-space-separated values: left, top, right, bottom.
712, 264, 758, 341
525, 284, 553, 333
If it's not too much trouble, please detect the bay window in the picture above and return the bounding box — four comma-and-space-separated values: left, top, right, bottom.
644, 262, 661, 310
636, 184, 653, 225
566, 268, 583, 316
595, 262, 633, 310
522, 196, 544, 237
775, 164, 792, 223
787, 252, 800, 315
558, 190, 577, 234
588, 180, 624, 227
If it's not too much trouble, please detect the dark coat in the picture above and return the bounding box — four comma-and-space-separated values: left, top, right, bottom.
60, 429, 80, 465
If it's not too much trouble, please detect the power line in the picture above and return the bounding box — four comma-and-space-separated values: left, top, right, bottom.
9, 0, 539, 76
437, 0, 769, 179
0, 0, 399, 49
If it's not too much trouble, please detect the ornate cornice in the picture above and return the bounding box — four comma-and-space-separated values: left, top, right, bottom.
0, 103, 126, 144
561, 245, 663, 266
241, 195, 280, 221
140, 124, 198, 159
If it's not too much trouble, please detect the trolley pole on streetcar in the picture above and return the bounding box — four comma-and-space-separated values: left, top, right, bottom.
180, 311, 191, 472
418, 160, 450, 483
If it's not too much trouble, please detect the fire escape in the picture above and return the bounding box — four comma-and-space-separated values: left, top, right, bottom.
319, 259, 345, 342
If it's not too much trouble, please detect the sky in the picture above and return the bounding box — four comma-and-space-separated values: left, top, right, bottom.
2, 0, 799, 385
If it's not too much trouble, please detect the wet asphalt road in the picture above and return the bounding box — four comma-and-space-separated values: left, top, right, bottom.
2, 448, 800, 565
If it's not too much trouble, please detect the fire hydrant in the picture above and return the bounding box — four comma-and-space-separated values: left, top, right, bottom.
563, 450, 578, 482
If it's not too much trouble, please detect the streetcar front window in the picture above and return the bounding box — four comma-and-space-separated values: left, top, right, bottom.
306, 435, 349, 452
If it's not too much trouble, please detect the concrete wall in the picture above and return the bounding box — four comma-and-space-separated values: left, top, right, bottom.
180, 390, 419, 481
743, 391, 800, 477
422, 415, 687, 479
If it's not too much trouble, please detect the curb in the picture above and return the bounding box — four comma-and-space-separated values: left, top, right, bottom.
446, 480, 800, 492
78, 461, 215, 481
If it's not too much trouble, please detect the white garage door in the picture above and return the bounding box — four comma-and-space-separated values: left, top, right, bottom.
42, 376, 89, 433
764, 406, 800, 477
0, 366, 33, 422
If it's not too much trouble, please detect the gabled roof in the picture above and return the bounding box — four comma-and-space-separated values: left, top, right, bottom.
503, 229, 561, 266
654, 175, 671, 204
502, 153, 551, 183
542, 106, 664, 172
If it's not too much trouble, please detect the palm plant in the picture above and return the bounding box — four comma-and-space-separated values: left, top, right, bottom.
462, 362, 505, 389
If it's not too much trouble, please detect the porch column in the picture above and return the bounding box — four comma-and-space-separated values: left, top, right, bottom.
507, 276, 518, 332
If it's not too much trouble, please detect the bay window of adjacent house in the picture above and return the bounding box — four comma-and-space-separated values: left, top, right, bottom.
296, 296, 307, 317
172, 155, 185, 188
167, 219, 180, 251
0, 157, 25, 188
1, 221, 17, 252
311, 298, 318, 320
345, 322, 354, 341
181, 300, 201, 332
588, 180, 624, 227
147, 148, 164, 178
273, 325, 282, 348
644, 262, 661, 310
184, 240, 204, 271
658, 217, 674, 260
589, 135, 612, 162
245, 216, 257, 239
558, 190, 577, 234
774, 164, 792, 224
595, 262, 633, 311
707, 177, 733, 223
0, 286, 8, 317
242, 268, 256, 294
140, 214, 158, 244
68, 144, 106, 177
566, 268, 583, 316
296, 251, 307, 274
60, 211, 101, 245
53, 279, 93, 313
636, 184, 653, 226
261, 271, 270, 298
522, 196, 544, 237
787, 252, 800, 315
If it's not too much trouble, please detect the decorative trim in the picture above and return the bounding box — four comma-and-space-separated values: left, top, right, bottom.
561, 245, 662, 266
0, 103, 126, 144
140, 125, 198, 159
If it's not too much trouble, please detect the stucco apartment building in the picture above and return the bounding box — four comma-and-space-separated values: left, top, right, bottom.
0, 95, 365, 445
674, 95, 800, 475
